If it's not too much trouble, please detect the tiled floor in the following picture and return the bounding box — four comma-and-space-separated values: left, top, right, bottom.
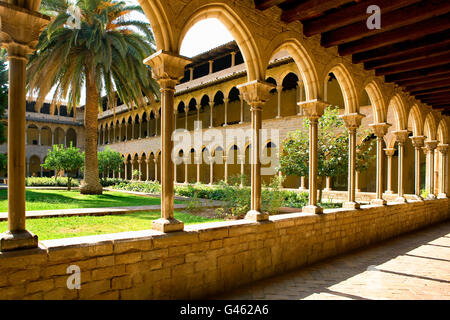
218, 221, 450, 300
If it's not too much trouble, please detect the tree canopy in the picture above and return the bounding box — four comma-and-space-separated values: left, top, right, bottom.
98, 147, 123, 180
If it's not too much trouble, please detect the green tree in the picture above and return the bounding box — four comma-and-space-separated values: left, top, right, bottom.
0, 51, 8, 145
0, 153, 6, 175
98, 147, 123, 182
27, 0, 159, 195
279, 106, 349, 202
42, 143, 84, 190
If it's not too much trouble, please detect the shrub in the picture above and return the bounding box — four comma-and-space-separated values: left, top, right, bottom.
100, 178, 125, 187
112, 180, 161, 194
25, 176, 80, 187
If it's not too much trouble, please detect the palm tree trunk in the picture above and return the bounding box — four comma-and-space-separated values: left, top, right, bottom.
80, 71, 102, 195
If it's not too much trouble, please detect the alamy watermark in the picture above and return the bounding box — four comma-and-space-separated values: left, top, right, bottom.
367, 5, 381, 30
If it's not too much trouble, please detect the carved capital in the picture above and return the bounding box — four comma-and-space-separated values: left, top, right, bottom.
237, 80, 275, 110
369, 122, 391, 138
392, 130, 410, 144
424, 140, 438, 153
340, 113, 365, 130
437, 144, 449, 155
410, 136, 425, 149
297, 100, 329, 119
383, 148, 396, 157
144, 50, 191, 89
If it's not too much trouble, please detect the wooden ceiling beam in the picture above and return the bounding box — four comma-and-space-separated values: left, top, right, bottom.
254, 0, 286, 11
322, 0, 450, 48
352, 30, 450, 64
407, 80, 450, 92
281, 0, 353, 23
397, 73, 450, 86
364, 42, 450, 70
338, 14, 450, 56
375, 53, 450, 76
385, 64, 450, 82
411, 86, 450, 96
304, 0, 420, 37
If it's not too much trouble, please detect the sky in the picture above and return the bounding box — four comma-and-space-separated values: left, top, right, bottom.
42, 2, 233, 104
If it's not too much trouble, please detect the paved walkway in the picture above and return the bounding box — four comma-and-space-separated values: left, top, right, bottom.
218, 221, 450, 300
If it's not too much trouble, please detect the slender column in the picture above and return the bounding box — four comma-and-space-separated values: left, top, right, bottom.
40, 166, 43, 178
145, 159, 150, 181
410, 136, 425, 200
25, 129, 27, 145
393, 130, 409, 203
38, 128, 42, 145
137, 159, 142, 181
223, 98, 229, 126
297, 81, 304, 115
124, 123, 128, 141
424, 140, 438, 199
324, 177, 332, 191
103, 127, 106, 144
184, 156, 189, 184
26, 160, 29, 177
208, 60, 213, 74
231, 52, 236, 67
209, 156, 214, 185
239, 154, 245, 187
154, 158, 158, 182
184, 106, 189, 131
356, 171, 360, 192
238, 81, 274, 221
384, 148, 395, 195
369, 123, 391, 205
145, 51, 191, 232
342, 113, 364, 209
223, 155, 228, 183
437, 144, 448, 198
174, 162, 177, 183
299, 176, 306, 190
239, 96, 244, 124
276, 85, 282, 119
124, 161, 128, 180
209, 102, 214, 128
298, 100, 328, 214
155, 114, 160, 136
196, 155, 200, 184
196, 105, 200, 123
118, 124, 122, 142
189, 67, 194, 81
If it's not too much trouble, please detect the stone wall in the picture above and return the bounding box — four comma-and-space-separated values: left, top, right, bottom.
0, 199, 448, 299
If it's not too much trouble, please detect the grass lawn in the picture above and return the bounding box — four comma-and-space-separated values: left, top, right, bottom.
0, 211, 223, 240
0, 189, 182, 212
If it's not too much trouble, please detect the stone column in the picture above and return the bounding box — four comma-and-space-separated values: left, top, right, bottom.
184, 156, 189, 184
174, 162, 177, 184
231, 52, 236, 67
298, 100, 328, 214
154, 158, 158, 182
299, 176, 306, 190
424, 140, 438, 199
393, 130, 409, 203
369, 123, 391, 205
40, 166, 43, 178
276, 85, 282, 119
342, 113, 364, 209
208, 60, 213, 74
0, 5, 49, 251
26, 160, 29, 177
196, 104, 200, 123
410, 136, 425, 200
223, 98, 229, 126
155, 113, 160, 136
384, 148, 395, 195
209, 102, 214, 128
239, 96, 244, 124
102, 127, 106, 144
223, 155, 228, 184
238, 80, 275, 221
324, 177, 332, 191
145, 51, 191, 232
355, 171, 361, 192
189, 67, 194, 81
209, 156, 214, 185
437, 144, 448, 198
239, 154, 245, 187
124, 123, 128, 141
137, 159, 142, 181
184, 106, 189, 131
131, 121, 135, 140
38, 127, 42, 145
297, 81, 304, 115
196, 155, 200, 184
145, 159, 150, 181
124, 161, 128, 180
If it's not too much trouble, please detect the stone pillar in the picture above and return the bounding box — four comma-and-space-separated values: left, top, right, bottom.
40, 166, 43, 178
26, 160, 29, 177
424, 140, 438, 199
437, 144, 448, 198
209, 156, 214, 185
124, 123, 128, 141
297, 81, 304, 115
145, 51, 191, 233
124, 161, 128, 180
276, 85, 282, 119
369, 123, 391, 205
184, 156, 189, 184
155, 113, 160, 136
103, 127, 106, 144
137, 159, 142, 181
384, 148, 395, 195
208, 60, 213, 74
324, 177, 332, 191
231, 52, 236, 67
299, 176, 306, 190
38, 127, 42, 145
145, 159, 150, 181
223, 155, 228, 183
223, 98, 229, 126
0, 5, 49, 251
238, 80, 275, 221
239, 96, 244, 124
196, 155, 200, 184
147, 119, 150, 138
209, 102, 214, 128
393, 130, 409, 203
196, 104, 200, 123
138, 121, 142, 139
355, 171, 361, 192
184, 106, 189, 131
298, 100, 328, 214
410, 136, 425, 200
189, 67, 194, 81
131, 121, 135, 140
342, 113, 364, 209
154, 158, 158, 182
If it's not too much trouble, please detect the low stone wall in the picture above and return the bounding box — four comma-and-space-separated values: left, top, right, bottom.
0, 198, 449, 299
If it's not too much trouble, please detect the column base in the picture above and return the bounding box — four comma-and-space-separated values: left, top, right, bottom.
298, 187, 307, 191
395, 196, 407, 203
0, 230, 38, 252
413, 194, 424, 201
384, 190, 394, 195
437, 193, 448, 199
152, 218, 184, 233
355, 188, 361, 192
343, 201, 360, 209
275, 116, 281, 119
302, 205, 323, 214
370, 198, 387, 206
324, 188, 332, 192
426, 194, 437, 200
245, 210, 269, 222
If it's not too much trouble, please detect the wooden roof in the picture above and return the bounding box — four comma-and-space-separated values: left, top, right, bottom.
255, 0, 450, 115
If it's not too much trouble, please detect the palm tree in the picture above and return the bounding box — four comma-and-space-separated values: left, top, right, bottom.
27, 0, 158, 194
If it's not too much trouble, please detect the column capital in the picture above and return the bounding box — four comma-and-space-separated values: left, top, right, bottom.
410, 135, 425, 149
184, 106, 189, 114
392, 130, 410, 144
123, 160, 128, 165
340, 113, 365, 130
237, 80, 275, 110
297, 100, 329, 119
144, 50, 191, 88
437, 143, 449, 154
0, 3, 50, 59
383, 148, 396, 157
369, 122, 391, 138
424, 140, 438, 152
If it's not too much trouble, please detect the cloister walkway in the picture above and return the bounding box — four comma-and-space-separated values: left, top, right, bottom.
217, 221, 450, 300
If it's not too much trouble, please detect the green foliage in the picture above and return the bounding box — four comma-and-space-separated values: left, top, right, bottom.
262, 175, 285, 215
42, 143, 84, 190
0, 51, 7, 145
356, 130, 377, 173
25, 176, 80, 187
0, 153, 6, 174
98, 147, 123, 181
113, 180, 161, 194
282, 191, 309, 208
421, 189, 429, 199
132, 169, 141, 180
100, 177, 124, 187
